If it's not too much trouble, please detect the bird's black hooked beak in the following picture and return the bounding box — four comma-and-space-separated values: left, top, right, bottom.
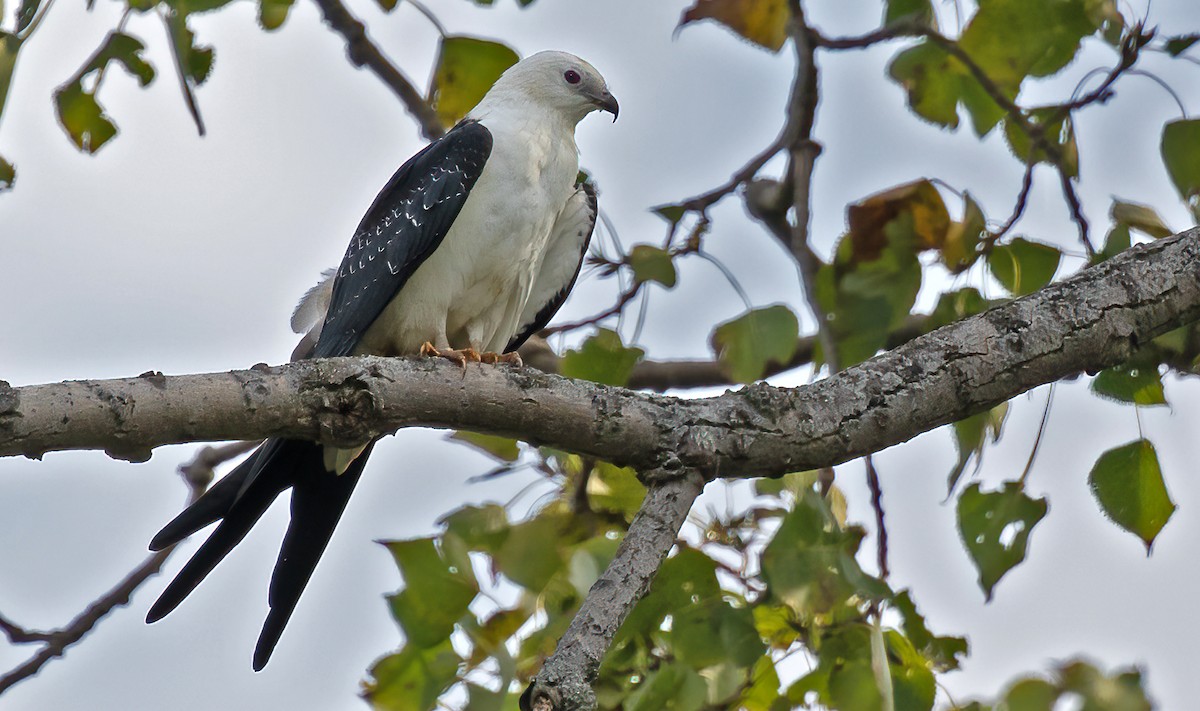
594, 90, 619, 122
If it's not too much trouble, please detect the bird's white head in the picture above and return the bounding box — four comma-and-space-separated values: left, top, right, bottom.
471, 50, 618, 126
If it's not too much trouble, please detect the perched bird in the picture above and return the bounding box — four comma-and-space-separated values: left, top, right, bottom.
145, 50, 618, 670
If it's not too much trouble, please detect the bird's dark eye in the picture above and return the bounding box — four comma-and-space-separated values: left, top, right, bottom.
564, 70, 581, 85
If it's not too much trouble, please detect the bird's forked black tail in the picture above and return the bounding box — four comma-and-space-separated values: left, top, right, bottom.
146, 438, 374, 670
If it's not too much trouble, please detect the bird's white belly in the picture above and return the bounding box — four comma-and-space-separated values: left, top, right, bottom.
356, 162, 570, 355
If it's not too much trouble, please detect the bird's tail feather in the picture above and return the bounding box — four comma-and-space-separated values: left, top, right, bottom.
253, 441, 375, 670
145, 444, 296, 624
146, 437, 375, 670
148, 446, 266, 551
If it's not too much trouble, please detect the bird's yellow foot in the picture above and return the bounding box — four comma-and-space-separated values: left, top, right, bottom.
479, 351, 523, 367
419, 342, 481, 369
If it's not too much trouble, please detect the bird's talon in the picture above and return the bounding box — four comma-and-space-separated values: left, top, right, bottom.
481, 351, 523, 367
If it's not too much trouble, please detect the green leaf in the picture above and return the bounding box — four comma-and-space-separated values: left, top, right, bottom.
711, 304, 799, 383
1088, 439, 1175, 552
927, 287, 995, 332
959, 0, 1097, 86
53, 32, 157, 154
735, 656, 782, 710
957, 481, 1048, 600
365, 639, 461, 711
587, 461, 646, 520
986, 237, 1061, 296
884, 0, 935, 28
441, 503, 510, 553
559, 328, 645, 386
627, 245, 677, 288
258, 0, 295, 30
888, 42, 961, 129
677, 0, 790, 52
891, 589, 967, 672
883, 630, 938, 710
1164, 33, 1199, 56
0, 31, 19, 122
651, 203, 687, 225
1091, 364, 1167, 406
1161, 118, 1200, 220
449, 431, 521, 461
1057, 660, 1152, 709
1002, 110, 1078, 177
89, 32, 155, 86
942, 192, 985, 272
1111, 199, 1172, 238
762, 491, 889, 615
429, 36, 519, 127
166, 13, 214, 86
946, 401, 1008, 494
464, 684, 517, 711
0, 153, 13, 192
817, 192, 926, 365
670, 601, 763, 670
619, 548, 720, 646
754, 469, 818, 498
1094, 223, 1131, 263
383, 538, 478, 648
493, 512, 568, 590
54, 84, 117, 153
626, 662, 708, 711
1003, 678, 1059, 710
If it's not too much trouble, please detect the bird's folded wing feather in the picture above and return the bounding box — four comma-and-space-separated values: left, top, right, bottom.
506, 182, 598, 352
314, 120, 493, 359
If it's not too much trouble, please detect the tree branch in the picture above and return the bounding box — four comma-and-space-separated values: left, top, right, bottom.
520, 470, 705, 711
3, 230, 1198, 480
310, 0, 444, 140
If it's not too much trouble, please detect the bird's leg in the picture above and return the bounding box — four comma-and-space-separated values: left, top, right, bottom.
480, 351, 523, 367
419, 341, 482, 370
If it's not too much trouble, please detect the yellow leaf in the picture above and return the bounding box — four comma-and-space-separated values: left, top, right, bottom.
678, 0, 790, 52
428, 36, 519, 127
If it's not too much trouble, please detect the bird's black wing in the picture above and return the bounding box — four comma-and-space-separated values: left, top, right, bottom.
314, 120, 493, 358
506, 182, 597, 352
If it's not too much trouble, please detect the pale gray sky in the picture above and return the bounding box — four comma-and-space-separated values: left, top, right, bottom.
2, 0, 1198, 708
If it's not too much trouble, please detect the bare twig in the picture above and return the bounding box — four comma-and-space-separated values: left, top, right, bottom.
1018, 384, 1055, 486
310, 0, 444, 140
864, 455, 889, 579
0, 465, 208, 695
991, 160, 1036, 241
160, 10, 206, 137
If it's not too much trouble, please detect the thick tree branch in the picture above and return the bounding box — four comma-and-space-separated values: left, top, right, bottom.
520, 470, 705, 711
3, 231, 1198, 480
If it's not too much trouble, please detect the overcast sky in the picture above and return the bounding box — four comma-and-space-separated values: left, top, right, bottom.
2, 0, 1199, 708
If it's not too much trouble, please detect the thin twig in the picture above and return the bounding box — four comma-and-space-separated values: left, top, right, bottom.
864, 455, 889, 580
991, 160, 1036, 241
0, 462, 209, 695
160, 10, 206, 137
310, 0, 444, 140
1017, 384, 1055, 486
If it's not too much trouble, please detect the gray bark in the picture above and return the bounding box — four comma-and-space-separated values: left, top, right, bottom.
3, 230, 1198, 477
